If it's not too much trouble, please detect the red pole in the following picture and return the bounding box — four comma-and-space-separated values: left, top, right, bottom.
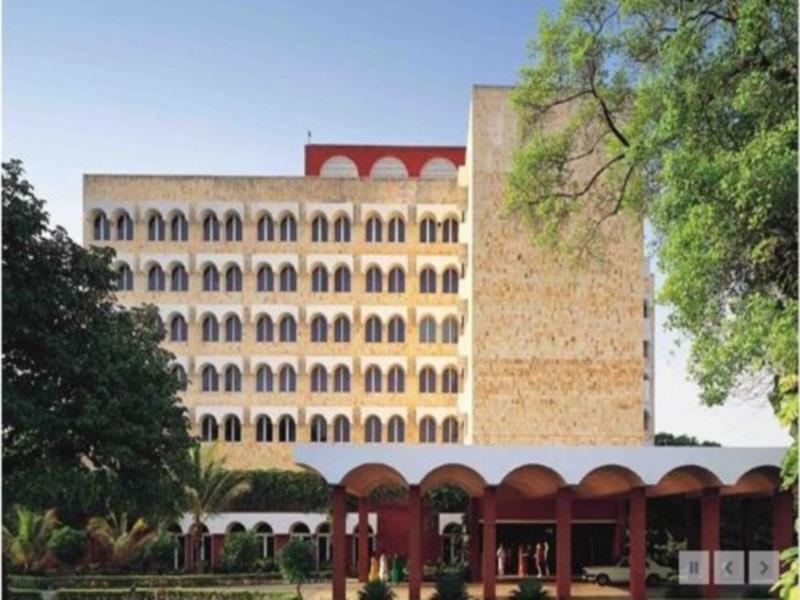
408, 485, 422, 600
772, 490, 794, 552
628, 487, 646, 600
701, 488, 720, 599
482, 486, 497, 600
468, 497, 482, 582
332, 485, 347, 600
555, 487, 572, 600
358, 496, 369, 582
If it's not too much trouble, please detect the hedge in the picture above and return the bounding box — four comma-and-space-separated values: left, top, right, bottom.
9, 573, 287, 590
52, 591, 296, 600
229, 470, 329, 512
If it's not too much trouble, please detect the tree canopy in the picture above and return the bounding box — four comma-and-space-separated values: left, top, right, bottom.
2, 160, 193, 523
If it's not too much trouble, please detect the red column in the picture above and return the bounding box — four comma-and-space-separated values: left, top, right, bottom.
468, 497, 482, 582
482, 486, 497, 600
772, 490, 794, 551
409, 485, 422, 600
556, 487, 572, 600
332, 485, 347, 600
358, 496, 369, 582
184, 534, 194, 570
701, 488, 720, 599
211, 534, 224, 568
629, 487, 646, 600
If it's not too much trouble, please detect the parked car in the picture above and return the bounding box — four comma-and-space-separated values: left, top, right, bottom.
582, 557, 673, 586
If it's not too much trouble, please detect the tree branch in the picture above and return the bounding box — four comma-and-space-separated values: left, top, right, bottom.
553, 153, 626, 199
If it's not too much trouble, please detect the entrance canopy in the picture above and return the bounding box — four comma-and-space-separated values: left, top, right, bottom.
294, 445, 785, 498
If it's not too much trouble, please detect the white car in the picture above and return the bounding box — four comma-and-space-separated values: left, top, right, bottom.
582, 557, 674, 586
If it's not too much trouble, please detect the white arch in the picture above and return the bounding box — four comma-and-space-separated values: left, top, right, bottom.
370, 157, 408, 180
320, 156, 359, 178
420, 157, 457, 180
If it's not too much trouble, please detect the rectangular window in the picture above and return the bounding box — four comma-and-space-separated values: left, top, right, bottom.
643, 300, 649, 319
643, 341, 649, 358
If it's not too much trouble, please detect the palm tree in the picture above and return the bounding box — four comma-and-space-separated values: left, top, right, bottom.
183, 442, 250, 571
2, 506, 59, 572
86, 512, 155, 569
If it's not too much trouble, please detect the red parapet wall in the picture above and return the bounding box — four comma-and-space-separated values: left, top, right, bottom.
305, 144, 466, 178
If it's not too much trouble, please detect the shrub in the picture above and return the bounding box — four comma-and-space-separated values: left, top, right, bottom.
510, 578, 549, 600
220, 532, 261, 573
430, 571, 468, 600
277, 538, 316, 600
230, 470, 329, 512
357, 580, 396, 600
142, 533, 178, 572
47, 527, 88, 568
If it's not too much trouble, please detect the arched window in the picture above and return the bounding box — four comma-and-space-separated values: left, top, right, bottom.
224, 365, 242, 392
419, 218, 436, 243
170, 315, 188, 342
388, 268, 405, 293
310, 415, 327, 442
365, 316, 382, 343
333, 365, 350, 392
364, 416, 382, 443
203, 213, 220, 241
387, 366, 405, 393
290, 523, 311, 539
202, 315, 219, 342
202, 265, 220, 292
171, 212, 188, 241
388, 416, 405, 443
311, 215, 329, 242
442, 367, 459, 393
224, 415, 241, 441
388, 316, 405, 343
334, 316, 351, 342
171, 264, 189, 291
148, 213, 165, 241
388, 216, 405, 243
200, 415, 218, 441
420, 268, 436, 293
311, 266, 328, 292
442, 417, 459, 443
333, 415, 350, 442
419, 416, 436, 443
420, 157, 457, 179
364, 365, 382, 392
310, 315, 328, 342
258, 214, 275, 241
279, 365, 297, 392
279, 315, 297, 342
255, 523, 274, 559
117, 263, 133, 291
310, 365, 328, 392
370, 157, 408, 179
201, 366, 219, 392
148, 265, 165, 291
172, 365, 188, 390
442, 317, 459, 344
255, 415, 273, 441
442, 217, 459, 243
419, 367, 436, 393
280, 265, 297, 292
334, 215, 351, 242
334, 266, 351, 292
278, 415, 296, 441
226, 265, 243, 292
365, 216, 382, 242
419, 317, 436, 344
256, 315, 274, 342
225, 315, 242, 342
443, 267, 459, 294
256, 365, 274, 392
225, 214, 243, 241
93, 212, 110, 240
366, 266, 382, 293
279, 214, 297, 242
116, 212, 134, 241
257, 265, 274, 292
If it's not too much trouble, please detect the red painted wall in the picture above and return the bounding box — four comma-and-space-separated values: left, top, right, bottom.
304, 145, 466, 178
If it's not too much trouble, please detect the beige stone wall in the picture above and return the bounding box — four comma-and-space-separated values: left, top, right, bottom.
467, 86, 646, 445
83, 176, 467, 469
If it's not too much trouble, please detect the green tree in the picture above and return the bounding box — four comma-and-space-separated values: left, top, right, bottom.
2, 506, 59, 572
278, 538, 316, 600
47, 526, 88, 568
183, 443, 251, 572
220, 531, 261, 573
87, 512, 155, 570
2, 160, 193, 524
654, 432, 720, 447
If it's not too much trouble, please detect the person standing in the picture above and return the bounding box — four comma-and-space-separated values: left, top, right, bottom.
390, 554, 401, 584
369, 553, 379, 582
379, 552, 388, 583
543, 540, 550, 576
518, 543, 526, 577
496, 543, 506, 576
534, 542, 544, 578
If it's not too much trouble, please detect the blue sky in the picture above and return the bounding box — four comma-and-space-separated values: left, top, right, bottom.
3, 0, 789, 446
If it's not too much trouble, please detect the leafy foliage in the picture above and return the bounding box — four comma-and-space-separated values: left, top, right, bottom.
510, 578, 550, 600
357, 580, 396, 600
141, 532, 178, 573
424, 485, 469, 512
430, 571, 468, 600
229, 470, 329, 512
87, 512, 155, 570
47, 526, 88, 568
277, 538, 316, 600
654, 432, 720, 447
219, 532, 261, 573
2, 506, 59, 572
2, 160, 193, 524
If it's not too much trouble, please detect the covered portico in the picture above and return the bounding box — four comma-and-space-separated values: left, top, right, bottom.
294, 445, 791, 600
